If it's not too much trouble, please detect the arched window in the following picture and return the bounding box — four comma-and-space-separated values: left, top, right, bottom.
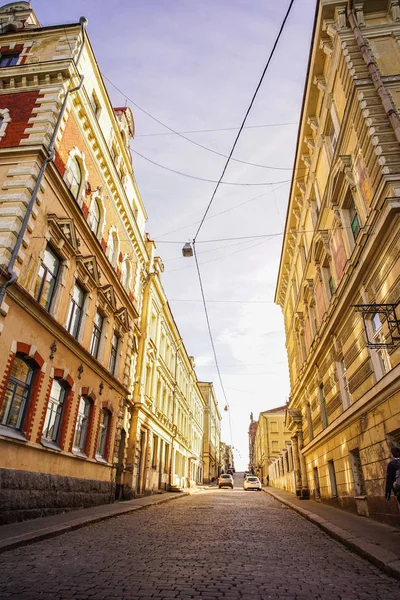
73, 396, 92, 453
88, 199, 101, 237
0, 356, 35, 430
121, 259, 131, 291
96, 409, 110, 459
68, 157, 82, 199
106, 230, 119, 267
42, 379, 66, 442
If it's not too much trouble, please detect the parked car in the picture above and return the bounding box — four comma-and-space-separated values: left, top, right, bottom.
227, 468, 234, 476
218, 474, 234, 489
243, 476, 262, 491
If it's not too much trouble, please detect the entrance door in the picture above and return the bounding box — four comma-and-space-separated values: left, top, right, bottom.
115, 428, 126, 500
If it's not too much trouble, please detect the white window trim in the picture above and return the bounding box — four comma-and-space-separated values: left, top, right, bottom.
64, 146, 88, 207
0, 108, 11, 140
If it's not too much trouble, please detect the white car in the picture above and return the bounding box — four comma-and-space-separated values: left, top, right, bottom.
243, 476, 262, 491
218, 474, 234, 489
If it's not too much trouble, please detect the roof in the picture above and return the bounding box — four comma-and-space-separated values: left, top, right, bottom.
260, 405, 287, 415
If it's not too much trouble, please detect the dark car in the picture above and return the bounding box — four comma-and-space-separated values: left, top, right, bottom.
227, 468, 234, 476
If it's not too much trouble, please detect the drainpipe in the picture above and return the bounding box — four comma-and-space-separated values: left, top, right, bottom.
0, 17, 88, 308
346, 0, 400, 144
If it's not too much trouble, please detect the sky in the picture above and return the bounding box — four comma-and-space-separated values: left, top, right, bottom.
34, 0, 317, 470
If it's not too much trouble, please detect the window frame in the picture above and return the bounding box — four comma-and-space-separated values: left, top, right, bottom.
66, 282, 86, 339
42, 378, 66, 444
90, 311, 104, 359
109, 331, 119, 376
96, 408, 110, 459
0, 355, 35, 431
88, 198, 101, 238
0, 52, 20, 67
35, 245, 61, 312
73, 396, 92, 454
68, 157, 82, 199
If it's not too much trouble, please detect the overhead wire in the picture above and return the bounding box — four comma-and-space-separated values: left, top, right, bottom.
193, 244, 233, 445
136, 122, 298, 137
103, 73, 299, 171
131, 148, 292, 186
192, 0, 296, 242
154, 181, 290, 240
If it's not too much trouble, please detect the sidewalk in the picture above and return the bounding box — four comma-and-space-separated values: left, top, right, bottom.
264, 487, 400, 581
0, 490, 195, 554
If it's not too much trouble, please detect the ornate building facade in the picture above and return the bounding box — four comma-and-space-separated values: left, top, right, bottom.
200, 382, 221, 483
275, 0, 400, 525
0, 2, 149, 522
0, 2, 222, 523
123, 250, 206, 496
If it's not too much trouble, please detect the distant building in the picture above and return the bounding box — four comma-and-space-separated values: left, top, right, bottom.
123, 252, 206, 496
248, 413, 258, 473
220, 441, 234, 473
253, 407, 291, 484
200, 382, 221, 483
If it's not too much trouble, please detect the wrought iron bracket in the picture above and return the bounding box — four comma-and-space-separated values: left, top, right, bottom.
353, 302, 400, 349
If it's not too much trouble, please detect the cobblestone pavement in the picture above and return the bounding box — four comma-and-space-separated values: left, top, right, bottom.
0, 475, 397, 599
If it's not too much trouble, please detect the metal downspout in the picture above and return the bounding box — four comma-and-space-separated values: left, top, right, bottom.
346, 0, 400, 144
0, 17, 88, 308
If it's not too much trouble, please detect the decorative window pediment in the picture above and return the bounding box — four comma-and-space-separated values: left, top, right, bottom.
97, 284, 117, 313
76, 255, 101, 288
114, 306, 130, 333
0, 108, 11, 140
313, 231, 331, 264
46, 214, 79, 259
326, 155, 355, 208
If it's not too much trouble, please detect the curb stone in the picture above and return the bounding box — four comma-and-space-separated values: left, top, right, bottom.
263, 488, 400, 582
0, 491, 193, 554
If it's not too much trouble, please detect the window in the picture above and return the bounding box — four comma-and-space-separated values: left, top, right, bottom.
90, 311, 104, 359
109, 332, 119, 375
107, 231, 119, 267
67, 157, 82, 199
328, 460, 338, 497
67, 283, 85, 339
270, 421, 278, 433
350, 202, 360, 241
336, 358, 351, 410
313, 467, 320, 498
371, 313, 391, 374
121, 259, 131, 291
318, 384, 328, 429
90, 91, 101, 118
271, 440, 279, 453
88, 199, 101, 237
306, 402, 314, 441
164, 443, 170, 473
42, 379, 65, 442
152, 434, 158, 469
0, 356, 34, 430
328, 274, 335, 297
34, 246, 60, 311
96, 409, 110, 459
73, 396, 91, 453
0, 52, 20, 67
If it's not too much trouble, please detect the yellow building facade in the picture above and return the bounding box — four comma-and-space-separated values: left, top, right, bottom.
253, 407, 291, 484
0, 2, 148, 522
0, 1, 220, 522
199, 382, 221, 483
123, 251, 206, 495
276, 0, 400, 525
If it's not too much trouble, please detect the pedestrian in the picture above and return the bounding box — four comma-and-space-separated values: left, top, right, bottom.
385, 447, 400, 505
266, 475, 270, 487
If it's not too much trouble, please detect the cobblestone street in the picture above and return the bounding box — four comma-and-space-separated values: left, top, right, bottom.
0, 475, 397, 600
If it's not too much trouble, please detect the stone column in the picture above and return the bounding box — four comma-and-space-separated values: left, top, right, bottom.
291, 434, 302, 497
297, 428, 310, 499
